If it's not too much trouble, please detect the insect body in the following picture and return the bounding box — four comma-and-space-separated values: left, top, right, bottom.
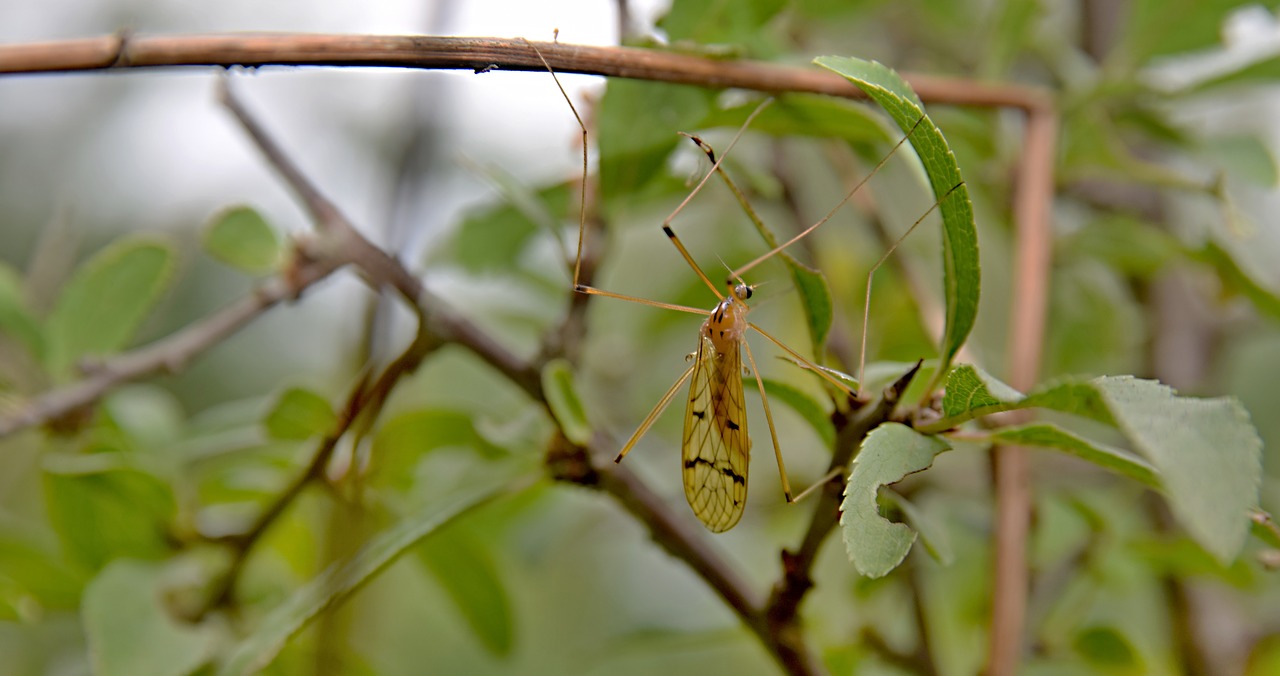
682, 284, 753, 531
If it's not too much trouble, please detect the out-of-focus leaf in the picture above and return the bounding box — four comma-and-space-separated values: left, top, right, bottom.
370, 409, 507, 492
699, 95, 892, 146
216, 472, 523, 676
44, 236, 175, 377
761, 378, 834, 448
657, 0, 789, 56
0, 262, 43, 359
202, 206, 282, 275
1247, 634, 1280, 676
43, 454, 175, 571
83, 560, 216, 676
416, 527, 513, 656
1044, 260, 1146, 377
815, 56, 979, 389
1064, 215, 1181, 278
263, 387, 336, 441
0, 522, 85, 611
1073, 625, 1141, 670
438, 181, 571, 273
1194, 239, 1280, 321
841, 423, 950, 577
542, 358, 592, 445
1123, 0, 1254, 64
884, 490, 954, 566
1203, 134, 1279, 187
598, 79, 716, 206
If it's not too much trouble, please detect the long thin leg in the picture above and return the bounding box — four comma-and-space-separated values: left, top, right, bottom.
857, 180, 966, 385
740, 338, 792, 502
658, 99, 773, 299
748, 322, 858, 399
573, 285, 710, 316
615, 363, 697, 462
730, 115, 929, 280
521, 38, 589, 287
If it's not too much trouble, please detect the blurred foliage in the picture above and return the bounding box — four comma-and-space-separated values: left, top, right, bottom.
1, 0, 1280, 674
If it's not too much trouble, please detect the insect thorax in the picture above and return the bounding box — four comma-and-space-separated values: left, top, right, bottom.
704, 297, 749, 351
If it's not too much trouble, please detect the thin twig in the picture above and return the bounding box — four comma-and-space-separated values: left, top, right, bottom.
0, 259, 337, 439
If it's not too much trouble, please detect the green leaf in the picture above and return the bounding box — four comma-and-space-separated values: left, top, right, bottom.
657, 0, 788, 56
761, 378, 834, 447
1194, 239, 1280, 322
216, 472, 522, 676
922, 371, 1262, 563
44, 236, 175, 377
263, 387, 336, 441
841, 423, 950, 577
83, 560, 216, 676
416, 527, 513, 656
370, 409, 507, 492
1123, 0, 1255, 64
814, 56, 980, 387
598, 79, 716, 206
202, 206, 282, 274
990, 423, 1160, 489
941, 363, 1023, 419
1092, 377, 1261, 564
1202, 134, 1279, 187
1073, 625, 1140, 669
0, 262, 43, 359
541, 358, 592, 446
43, 454, 176, 570
439, 177, 574, 275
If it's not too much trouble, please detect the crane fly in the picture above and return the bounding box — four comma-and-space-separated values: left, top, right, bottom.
526, 40, 932, 532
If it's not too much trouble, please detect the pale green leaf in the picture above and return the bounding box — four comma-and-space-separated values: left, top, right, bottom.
542, 358, 592, 446
1092, 377, 1261, 563
45, 237, 175, 377
202, 206, 282, 274
83, 560, 216, 676
263, 387, 336, 441
841, 423, 950, 577
416, 527, 513, 656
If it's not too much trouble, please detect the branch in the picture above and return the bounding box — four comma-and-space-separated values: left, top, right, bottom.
986, 106, 1058, 676
0, 257, 338, 439
765, 362, 921, 634
0, 33, 1049, 111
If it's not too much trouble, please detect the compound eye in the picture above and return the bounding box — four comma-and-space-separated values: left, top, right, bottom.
737, 284, 753, 300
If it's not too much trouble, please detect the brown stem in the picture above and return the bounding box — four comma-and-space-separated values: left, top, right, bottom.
986, 105, 1058, 676
0, 34, 1049, 111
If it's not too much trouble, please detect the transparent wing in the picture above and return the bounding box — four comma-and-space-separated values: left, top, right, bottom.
682, 334, 750, 532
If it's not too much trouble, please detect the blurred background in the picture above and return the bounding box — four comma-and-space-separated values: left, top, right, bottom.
2, 1, 1280, 674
